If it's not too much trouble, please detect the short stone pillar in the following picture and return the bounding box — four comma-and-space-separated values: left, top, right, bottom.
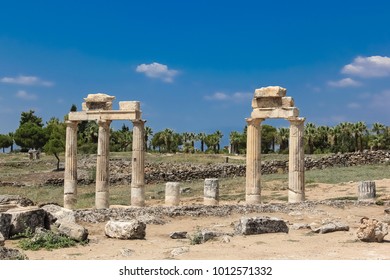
204, 178, 219, 206
95, 120, 111, 209
64, 121, 78, 209
131, 119, 146, 207
245, 118, 263, 204
358, 181, 376, 201
165, 182, 180, 206
288, 117, 305, 203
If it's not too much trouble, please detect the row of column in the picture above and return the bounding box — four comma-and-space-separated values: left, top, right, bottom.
64, 119, 145, 209
245, 117, 305, 204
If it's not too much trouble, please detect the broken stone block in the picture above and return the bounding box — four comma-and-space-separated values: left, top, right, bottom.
119, 101, 140, 111
169, 231, 188, 239
0, 232, 4, 246
0, 213, 11, 239
311, 221, 349, 234
58, 221, 89, 242
254, 86, 287, 98
356, 217, 388, 242
105, 220, 146, 240
251, 97, 282, 109
235, 216, 289, 235
0, 195, 34, 211
0, 247, 28, 260
7, 207, 47, 237
41, 204, 76, 225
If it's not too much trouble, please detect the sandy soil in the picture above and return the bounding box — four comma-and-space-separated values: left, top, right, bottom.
4, 179, 390, 260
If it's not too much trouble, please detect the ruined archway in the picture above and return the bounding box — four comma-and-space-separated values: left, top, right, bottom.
64, 93, 145, 209
246, 86, 305, 204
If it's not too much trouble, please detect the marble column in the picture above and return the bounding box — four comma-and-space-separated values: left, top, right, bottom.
288, 117, 305, 203
245, 118, 263, 204
131, 120, 146, 206
165, 182, 180, 206
204, 178, 219, 206
95, 120, 111, 209
64, 121, 78, 209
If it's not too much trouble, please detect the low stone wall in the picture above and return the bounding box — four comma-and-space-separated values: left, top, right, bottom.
43, 150, 390, 186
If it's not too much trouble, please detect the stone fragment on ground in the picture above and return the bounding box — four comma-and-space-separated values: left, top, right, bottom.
0, 195, 34, 211
58, 221, 88, 242
6, 206, 47, 236
105, 220, 146, 239
290, 223, 311, 230
0, 247, 28, 260
0, 213, 11, 239
382, 215, 390, 225
235, 216, 289, 235
169, 231, 188, 239
0, 232, 4, 246
41, 204, 76, 224
120, 248, 134, 257
384, 208, 390, 214
310, 221, 349, 234
356, 217, 388, 242
170, 247, 189, 257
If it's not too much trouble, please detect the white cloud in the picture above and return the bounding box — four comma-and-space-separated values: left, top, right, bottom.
15, 90, 37, 100
342, 56, 390, 78
0, 75, 53, 86
205, 92, 252, 102
136, 62, 178, 83
328, 78, 362, 87
347, 102, 361, 109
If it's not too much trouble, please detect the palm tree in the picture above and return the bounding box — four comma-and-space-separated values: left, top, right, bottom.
197, 132, 206, 152
276, 127, 289, 152
229, 131, 242, 154
204, 133, 219, 153
352, 121, 367, 152
304, 123, 317, 154
214, 130, 223, 152
372, 122, 385, 135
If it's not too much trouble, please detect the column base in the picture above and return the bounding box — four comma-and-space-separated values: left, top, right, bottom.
165, 196, 180, 206
131, 187, 145, 207
245, 194, 261, 204
64, 194, 77, 209
288, 190, 305, 203
95, 191, 109, 209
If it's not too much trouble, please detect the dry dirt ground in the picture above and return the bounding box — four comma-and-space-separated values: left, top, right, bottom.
4, 179, 390, 260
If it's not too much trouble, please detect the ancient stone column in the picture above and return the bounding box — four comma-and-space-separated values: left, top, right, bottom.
288, 117, 305, 203
245, 118, 263, 204
64, 121, 78, 209
95, 120, 111, 209
358, 181, 376, 201
165, 182, 180, 206
204, 178, 219, 205
131, 120, 146, 207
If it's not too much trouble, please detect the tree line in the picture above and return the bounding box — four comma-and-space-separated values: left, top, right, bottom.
1, 108, 390, 169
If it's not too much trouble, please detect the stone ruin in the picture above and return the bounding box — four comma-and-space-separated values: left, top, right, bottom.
64, 93, 146, 209
245, 86, 305, 203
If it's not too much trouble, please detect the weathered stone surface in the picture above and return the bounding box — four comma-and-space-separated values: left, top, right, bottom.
254, 86, 287, 98
204, 178, 219, 206
0, 232, 4, 246
0, 195, 34, 211
201, 230, 217, 242
105, 220, 146, 239
7, 207, 47, 236
251, 107, 299, 119
120, 248, 134, 257
251, 97, 282, 109
358, 181, 376, 201
0, 247, 28, 260
311, 221, 349, 234
119, 101, 140, 111
169, 231, 188, 239
58, 221, 88, 242
385, 208, 390, 214
0, 213, 11, 239
282, 96, 294, 107
235, 216, 289, 235
382, 215, 390, 225
290, 223, 311, 230
170, 247, 189, 257
84, 93, 115, 110
356, 217, 388, 242
41, 204, 76, 224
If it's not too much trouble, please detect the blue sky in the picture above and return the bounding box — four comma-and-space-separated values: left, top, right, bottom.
1, 0, 390, 146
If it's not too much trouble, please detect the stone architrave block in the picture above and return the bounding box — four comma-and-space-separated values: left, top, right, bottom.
251, 97, 282, 109
235, 216, 289, 235
105, 220, 146, 240
282, 97, 294, 107
6, 207, 47, 236
356, 217, 388, 242
0, 213, 12, 239
119, 101, 140, 111
58, 221, 89, 242
254, 86, 287, 98
251, 107, 299, 119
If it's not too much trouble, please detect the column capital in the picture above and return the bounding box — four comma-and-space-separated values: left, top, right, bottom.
65, 120, 79, 128
288, 117, 305, 125
132, 119, 146, 125
97, 119, 112, 127
245, 118, 264, 126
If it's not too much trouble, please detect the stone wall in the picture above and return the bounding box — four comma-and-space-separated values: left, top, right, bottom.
41, 150, 390, 186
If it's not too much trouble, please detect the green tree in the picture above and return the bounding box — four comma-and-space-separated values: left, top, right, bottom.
276, 127, 289, 152
197, 132, 206, 152
20, 110, 44, 127
14, 122, 47, 150
0, 134, 13, 153
44, 118, 66, 170
261, 125, 277, 153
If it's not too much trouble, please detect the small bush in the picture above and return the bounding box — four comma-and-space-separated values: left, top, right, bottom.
189, 229, 203, 245
18, 230, 77, 251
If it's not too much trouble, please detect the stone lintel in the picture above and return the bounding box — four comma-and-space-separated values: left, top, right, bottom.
251, 97, 282, 109
251, 107, 299, 119
119, 101, 140, 111
282, 97, 294, 107
254, 86, 286, 98
68, 110, 141, 121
